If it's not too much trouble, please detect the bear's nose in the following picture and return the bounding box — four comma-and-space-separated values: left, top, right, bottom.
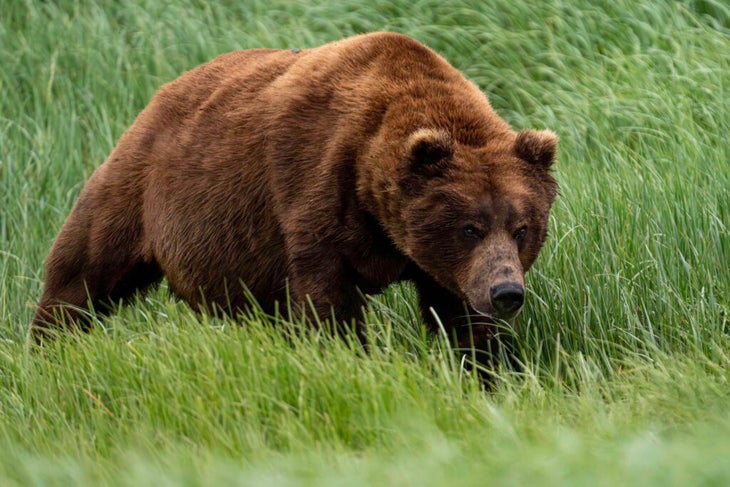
490, 283, 524, 317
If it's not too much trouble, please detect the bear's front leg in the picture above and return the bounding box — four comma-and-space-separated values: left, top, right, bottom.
407, 264, 517, 377
286, 241, 367, 340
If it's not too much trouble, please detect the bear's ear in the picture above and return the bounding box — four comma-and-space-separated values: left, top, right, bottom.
515, 129, 558, 169
405, 128, 454, 174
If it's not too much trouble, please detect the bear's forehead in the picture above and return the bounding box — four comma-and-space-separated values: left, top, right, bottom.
438, 175, 534, 212
474, 190, 527, 222
449, 166, 535, 199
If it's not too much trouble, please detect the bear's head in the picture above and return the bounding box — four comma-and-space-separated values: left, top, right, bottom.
367, 127, 558, 321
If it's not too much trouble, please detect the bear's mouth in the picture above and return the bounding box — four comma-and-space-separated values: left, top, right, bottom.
468, 299, 523, 322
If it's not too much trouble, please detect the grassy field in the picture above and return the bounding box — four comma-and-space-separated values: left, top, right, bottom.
1, 0, 729, 485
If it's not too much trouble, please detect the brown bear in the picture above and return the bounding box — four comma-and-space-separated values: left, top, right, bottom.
31, 32, 557, 367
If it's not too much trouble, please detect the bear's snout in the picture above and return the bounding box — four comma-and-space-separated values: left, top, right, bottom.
464, 236, 525, 321
489, 282, 524, 319
467, 280, 524, 321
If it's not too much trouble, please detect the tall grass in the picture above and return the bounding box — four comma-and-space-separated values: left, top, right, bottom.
1, 1, 729, 485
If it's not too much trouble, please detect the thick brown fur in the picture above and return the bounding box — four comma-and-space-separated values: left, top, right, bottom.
31, 32, 558, 369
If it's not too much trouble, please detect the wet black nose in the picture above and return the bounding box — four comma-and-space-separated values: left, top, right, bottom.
490, 283, 525, 317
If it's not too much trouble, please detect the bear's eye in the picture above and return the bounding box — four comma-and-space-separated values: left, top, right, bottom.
513, 226, 528, 243
463, 225, 484, 241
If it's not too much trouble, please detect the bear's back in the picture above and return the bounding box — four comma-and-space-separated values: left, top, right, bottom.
152, 32, 470, 125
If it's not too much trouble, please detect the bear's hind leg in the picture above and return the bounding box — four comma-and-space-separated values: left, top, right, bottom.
30, 191, 160, 343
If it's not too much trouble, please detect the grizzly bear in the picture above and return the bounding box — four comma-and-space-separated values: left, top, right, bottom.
31, 32, 557, 367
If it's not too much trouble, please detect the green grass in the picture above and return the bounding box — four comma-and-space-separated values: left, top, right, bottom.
1, 0, 729, 485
